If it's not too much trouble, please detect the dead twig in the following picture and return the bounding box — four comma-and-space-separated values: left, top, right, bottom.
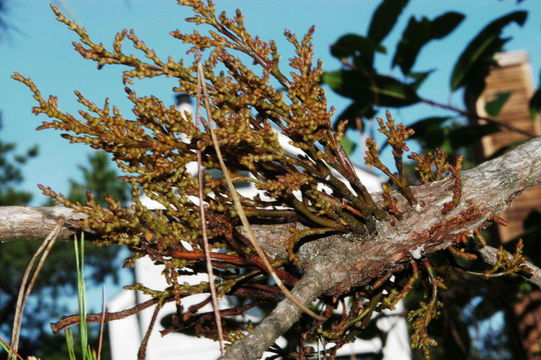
195, 52, 225, 355
51, 296, 166, 333
137, 304, 161, 360
9, 220, 63, 357
420, 97, 536, 138
0, 336, 24, 360
97, 286, 106, 360
196, 58, 325, 321
477, 245, 541, 287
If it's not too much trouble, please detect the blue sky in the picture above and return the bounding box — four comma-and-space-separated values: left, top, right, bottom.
1, 0, 540, 205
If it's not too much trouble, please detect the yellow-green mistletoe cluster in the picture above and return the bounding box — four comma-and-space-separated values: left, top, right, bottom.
13, 1, 528, 358
15, 0, 400, 272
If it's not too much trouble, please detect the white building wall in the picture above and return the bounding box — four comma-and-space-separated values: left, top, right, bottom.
108, 257, 411, 360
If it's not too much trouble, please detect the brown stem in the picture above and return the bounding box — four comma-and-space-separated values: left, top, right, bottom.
220, 136, 541, 358
289, 196, 346, 230
195, 52, 225, 355
10, 221, 63, 356
50, 297, 166, 334
5, 137, 541, 358
197, 59, 324, 321
420, 97, 535, 138
169, 249, 298, 286
477, 245, 541, 288
220, 260, 342, 360
137, 304, 160, 360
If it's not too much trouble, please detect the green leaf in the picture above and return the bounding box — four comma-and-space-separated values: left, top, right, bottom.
393, 12, 464, 75
334, 102, 375, 130
410, 118, 500, 151
340, 134, 357, 155
484, 91, 511, 118
473, 297, 499, 321
368, 0, 409, 44
408, 70, 434, 90
330, 34, 384, 59
410, 116, 451, 149
429, 12, 465, 39
449, 123, 501, 148
323, 70, 420, 107
370, 74, 421, 105
330, 34, 384, 70
0, 341, 18, 360
529, 87, 541, 119
26, 145, 38, 157
410, 116, 450, 136
450, 11, 527, 92
392, 16, 431, 75
322, 70, 344, 91
65, 328, 77, 360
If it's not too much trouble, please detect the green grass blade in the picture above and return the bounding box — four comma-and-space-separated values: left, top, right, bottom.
74, 233, 89, 360
0, 340, 17, 360
65, 328, 77, 360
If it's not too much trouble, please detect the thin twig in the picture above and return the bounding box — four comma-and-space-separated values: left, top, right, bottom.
51, 297, 166, 333
160, 301, 265, 337
420, 97, 536, 138
0, 336, 24, 360
137, 304, 161, 360
195, 53, 225, 355
463, 269, 507, 278
477, 245, 541, 288
23, 221, 64, 301
97, 286, 106, 360
9, 220, 63, 357
196, 58, 325, 321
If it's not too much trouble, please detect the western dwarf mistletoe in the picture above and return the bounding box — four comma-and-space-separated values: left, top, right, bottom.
13, 1, 530, 359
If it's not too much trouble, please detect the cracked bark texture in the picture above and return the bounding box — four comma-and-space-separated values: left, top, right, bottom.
0, 206, 88, 242
1, 137, 541, 359
225, 136, 541, 359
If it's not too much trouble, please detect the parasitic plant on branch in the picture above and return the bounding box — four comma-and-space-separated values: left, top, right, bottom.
9, 1, 541, 359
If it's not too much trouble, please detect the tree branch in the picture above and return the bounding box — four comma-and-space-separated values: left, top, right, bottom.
221, 136, 541, 359
221, 263, 340, 360
420, 97, 536, 138
477, 245, 541, 288
2, 137, 541, 359
0, 206, 88, 242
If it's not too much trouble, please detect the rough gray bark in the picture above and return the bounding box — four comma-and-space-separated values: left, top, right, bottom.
0, 206, 88, 242
2, 137, 541, 359
223, 136, 541, 359
221, 261, 343, 360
